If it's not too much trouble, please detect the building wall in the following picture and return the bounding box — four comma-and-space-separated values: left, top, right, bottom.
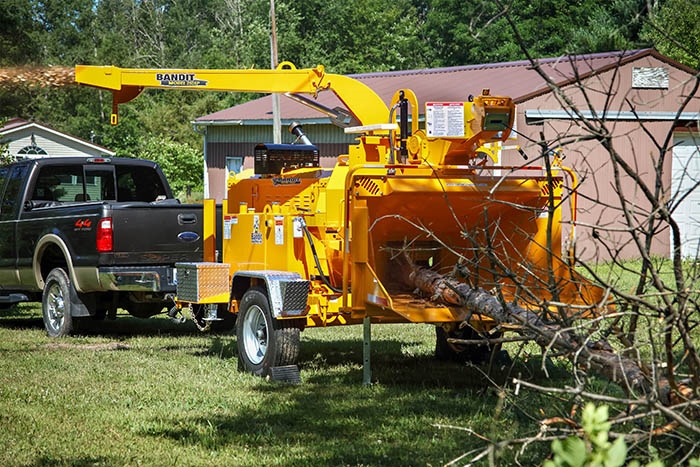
512, 55, 700, 261
200, 53, 700, 262
6, 128, 111, 159
205, 123, 355, 201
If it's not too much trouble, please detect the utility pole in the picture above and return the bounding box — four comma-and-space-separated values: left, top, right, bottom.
270, 0, 281, 143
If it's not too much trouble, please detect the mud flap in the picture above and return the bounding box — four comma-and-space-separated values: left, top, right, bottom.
268, 365, 301, 384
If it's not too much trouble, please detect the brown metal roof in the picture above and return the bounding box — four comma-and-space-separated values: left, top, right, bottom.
196, 49, 674, 124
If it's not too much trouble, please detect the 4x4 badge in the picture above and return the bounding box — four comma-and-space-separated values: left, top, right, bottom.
74, 218, 92, 229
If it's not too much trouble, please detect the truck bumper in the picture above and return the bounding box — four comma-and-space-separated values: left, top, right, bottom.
98, 266, 177, 292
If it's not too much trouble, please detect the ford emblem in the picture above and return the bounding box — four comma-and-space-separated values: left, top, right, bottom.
178, 231, 200, 243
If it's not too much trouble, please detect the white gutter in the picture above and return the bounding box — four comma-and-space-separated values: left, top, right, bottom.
526, 110, 700, 122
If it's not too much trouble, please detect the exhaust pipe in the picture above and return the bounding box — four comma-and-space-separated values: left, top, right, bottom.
288, 121, 312, 146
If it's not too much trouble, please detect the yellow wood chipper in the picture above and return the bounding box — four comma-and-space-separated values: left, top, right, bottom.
75, 63, 609, 380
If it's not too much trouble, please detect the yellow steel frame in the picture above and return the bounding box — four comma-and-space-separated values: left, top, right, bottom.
75, 62, 610, 330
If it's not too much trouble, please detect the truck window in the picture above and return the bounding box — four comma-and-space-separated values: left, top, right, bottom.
1, 165, 28, 220
0, 166, 8, 192
32, 166, 82, 202
84, 166, 116, 201
31, 165, 117, 203
116, 166, 166, 202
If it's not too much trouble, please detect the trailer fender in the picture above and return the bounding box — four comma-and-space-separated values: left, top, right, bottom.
231, 271, 309, 318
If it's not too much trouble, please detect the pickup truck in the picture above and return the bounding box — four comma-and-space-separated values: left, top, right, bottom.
0, 156, 204, 336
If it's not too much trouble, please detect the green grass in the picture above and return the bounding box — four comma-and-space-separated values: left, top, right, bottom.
0, 299, 694, 466
0, 305, 575, 466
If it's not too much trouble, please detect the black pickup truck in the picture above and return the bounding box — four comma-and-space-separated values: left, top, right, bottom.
0, 157, 204, 336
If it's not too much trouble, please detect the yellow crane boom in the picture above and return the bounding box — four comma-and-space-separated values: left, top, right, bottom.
75, 62, 388, 126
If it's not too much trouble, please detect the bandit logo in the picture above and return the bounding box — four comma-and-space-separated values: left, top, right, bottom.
155, 72, 208, 87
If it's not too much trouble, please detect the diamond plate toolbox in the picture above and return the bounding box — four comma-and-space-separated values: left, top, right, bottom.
175, 262, 230, 302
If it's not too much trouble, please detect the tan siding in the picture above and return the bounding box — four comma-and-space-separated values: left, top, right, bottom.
516, 56, 700, 261
6, 129, 113, 158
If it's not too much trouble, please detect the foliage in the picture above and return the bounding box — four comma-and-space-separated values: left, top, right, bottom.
544, 403, 700, 467
138, 135, 203, 198
280, 0, 429, 73
569, 0, 648, 53
0, 0, 41, 66
0, 117, 11, 165
545, 404, 630, 467
0, 0, 697, 191
421, 0, 651, 66
641, 0, 700, 68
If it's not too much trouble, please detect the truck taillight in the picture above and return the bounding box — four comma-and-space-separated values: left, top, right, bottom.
96, 217, 113, 252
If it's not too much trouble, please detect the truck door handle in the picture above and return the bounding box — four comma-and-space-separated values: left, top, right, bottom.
178, 213, 197, 225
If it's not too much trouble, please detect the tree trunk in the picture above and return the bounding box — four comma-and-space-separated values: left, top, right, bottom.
394, 254, 687, 407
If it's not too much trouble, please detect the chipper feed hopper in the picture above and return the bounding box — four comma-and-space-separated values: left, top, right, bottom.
75, 63, 609, 378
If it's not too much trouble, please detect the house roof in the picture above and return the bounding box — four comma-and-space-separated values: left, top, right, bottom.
195, 49, 689, 125
1, 117, 116, 155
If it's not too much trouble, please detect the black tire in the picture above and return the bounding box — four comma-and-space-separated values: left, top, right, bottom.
435, 325, 491, 364
42, 268, 74, 337
236, 287, 300, 376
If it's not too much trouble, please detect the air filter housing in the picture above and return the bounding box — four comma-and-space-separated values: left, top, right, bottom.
254, 143, 319, 175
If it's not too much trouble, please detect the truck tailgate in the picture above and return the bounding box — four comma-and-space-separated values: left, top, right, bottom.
110, 203, 203, 264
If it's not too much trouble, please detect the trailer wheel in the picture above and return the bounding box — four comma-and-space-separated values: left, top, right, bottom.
42, 268, 74, 337
435, 325, 491, 364
236, 287, 300, 376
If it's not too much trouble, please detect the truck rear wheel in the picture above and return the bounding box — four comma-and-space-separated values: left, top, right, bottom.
236, 287, 300, 376
42, 268, 74, 337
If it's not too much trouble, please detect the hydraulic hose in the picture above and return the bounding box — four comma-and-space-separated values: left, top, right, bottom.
299, 217, 343, 293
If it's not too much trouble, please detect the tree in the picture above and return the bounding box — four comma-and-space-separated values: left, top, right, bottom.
433, 5, 700, 464
641, 0, 700, 68
138, 135, 203, 200
0, 0, 41, 66
279, 0, 429, 73
420, 0, 652, 67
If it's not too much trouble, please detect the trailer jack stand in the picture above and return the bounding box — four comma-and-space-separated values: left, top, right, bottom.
363, 316, 371, 385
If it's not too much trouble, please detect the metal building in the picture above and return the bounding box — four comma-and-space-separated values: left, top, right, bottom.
194, 49, 700, 260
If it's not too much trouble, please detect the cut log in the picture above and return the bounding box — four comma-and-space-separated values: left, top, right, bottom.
394, 253, 689, 409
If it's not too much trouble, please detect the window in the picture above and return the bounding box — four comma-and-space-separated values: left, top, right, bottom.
1, 165, 28, 220
32, 166, 82, 202
115, 166, 166, 202
17, 133, 47, 157
30, 165, 116, 203
17, 146, 47, 156
226, 156, 244, 176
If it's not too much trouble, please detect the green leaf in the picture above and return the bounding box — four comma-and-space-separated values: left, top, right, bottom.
604, 436, 627, 467
551, 437, 586, 467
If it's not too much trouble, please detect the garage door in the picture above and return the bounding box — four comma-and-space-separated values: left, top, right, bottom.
672, 132, 700, 258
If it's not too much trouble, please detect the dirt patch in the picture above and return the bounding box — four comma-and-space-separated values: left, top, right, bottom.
45, 342, 131, 351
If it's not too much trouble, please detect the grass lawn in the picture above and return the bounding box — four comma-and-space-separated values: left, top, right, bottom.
0, 301, 675, 466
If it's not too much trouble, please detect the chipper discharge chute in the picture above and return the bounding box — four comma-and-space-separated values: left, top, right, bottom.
75, 63, 610, 378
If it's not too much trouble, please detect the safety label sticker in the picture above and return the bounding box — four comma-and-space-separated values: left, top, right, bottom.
274, 216, 284, 245
426, 102, 465, 137
251, 215, 262, 244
